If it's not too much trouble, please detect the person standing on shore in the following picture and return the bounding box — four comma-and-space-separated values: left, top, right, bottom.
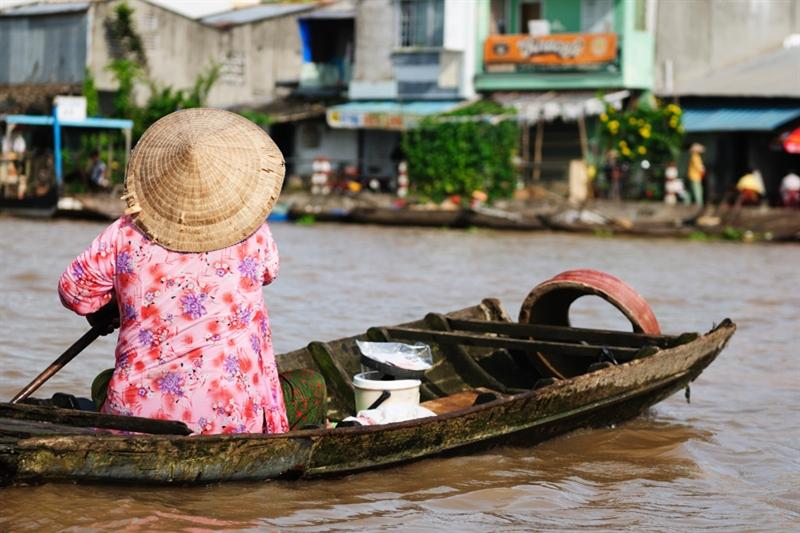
57, 109, 291, 435
780, 172, 800, 207
87, 149, 110, 189
687, 143, 706, 206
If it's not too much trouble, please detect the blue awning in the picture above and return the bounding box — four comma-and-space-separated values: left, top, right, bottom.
682, 106, 800, 132
3, 114, 133, 130
326, 100, 465, 130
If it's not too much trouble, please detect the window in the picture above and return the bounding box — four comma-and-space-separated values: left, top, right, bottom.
398, 0, 444, 48
519, 0, 543, 32
582, 0, 614, 33
490, 0, 508, 35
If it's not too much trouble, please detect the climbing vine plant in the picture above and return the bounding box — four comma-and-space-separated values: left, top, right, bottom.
402, 101, 518, 203
100, 2, 224, 139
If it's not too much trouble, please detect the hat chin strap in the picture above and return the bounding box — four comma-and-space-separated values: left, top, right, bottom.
121, 180, 142, 216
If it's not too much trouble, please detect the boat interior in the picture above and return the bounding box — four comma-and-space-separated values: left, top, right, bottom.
280, 298, 698, 422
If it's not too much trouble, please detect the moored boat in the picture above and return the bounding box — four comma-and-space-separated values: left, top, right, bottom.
0, 273, 735, 486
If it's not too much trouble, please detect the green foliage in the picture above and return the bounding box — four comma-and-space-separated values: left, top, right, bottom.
106, 2, 147, 66
688, 231, 711, 242
593, 228, 615, 238
721, 226, 744, 241
82, 68, 100, 117
107, 59, 142, 119
598, 100, 684, 165
401, 101, 518, 202
236, 110, 274, 127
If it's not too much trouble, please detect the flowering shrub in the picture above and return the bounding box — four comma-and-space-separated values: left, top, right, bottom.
599, 101, 684, 165
402, 101, 518, 203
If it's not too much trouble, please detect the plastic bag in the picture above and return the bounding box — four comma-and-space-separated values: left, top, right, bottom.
356, 341, 433, 371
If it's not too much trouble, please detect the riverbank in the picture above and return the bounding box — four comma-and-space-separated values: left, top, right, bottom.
51, 190, 800, 242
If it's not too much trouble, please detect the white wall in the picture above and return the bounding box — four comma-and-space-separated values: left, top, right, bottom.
444, 0, 477, 99
654, 0, 800, 94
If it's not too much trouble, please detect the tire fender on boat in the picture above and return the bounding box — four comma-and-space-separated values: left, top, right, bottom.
518, 269, 660, 378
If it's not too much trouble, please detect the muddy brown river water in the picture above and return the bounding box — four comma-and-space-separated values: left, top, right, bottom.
1, 216, 798, 531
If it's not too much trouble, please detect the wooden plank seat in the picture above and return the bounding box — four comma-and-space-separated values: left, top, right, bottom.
421, 387, 507, 415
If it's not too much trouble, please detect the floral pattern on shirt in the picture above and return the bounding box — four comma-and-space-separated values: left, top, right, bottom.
58, 217, 288, 435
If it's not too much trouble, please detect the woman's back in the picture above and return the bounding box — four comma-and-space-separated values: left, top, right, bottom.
59, 217, 288, 435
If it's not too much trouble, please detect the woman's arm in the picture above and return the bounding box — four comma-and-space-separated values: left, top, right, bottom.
261, 223, 280, 286
58, 220, 120, 316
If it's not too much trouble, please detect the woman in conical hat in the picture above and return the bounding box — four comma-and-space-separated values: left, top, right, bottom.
58, 109, 290, 435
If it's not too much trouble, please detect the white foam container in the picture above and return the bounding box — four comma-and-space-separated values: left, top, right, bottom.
352, 371, 421, 412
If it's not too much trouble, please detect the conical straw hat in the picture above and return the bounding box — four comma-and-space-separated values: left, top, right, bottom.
123, 108, 284, 252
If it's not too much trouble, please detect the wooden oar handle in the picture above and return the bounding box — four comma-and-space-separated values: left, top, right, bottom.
10, 327, 103, 404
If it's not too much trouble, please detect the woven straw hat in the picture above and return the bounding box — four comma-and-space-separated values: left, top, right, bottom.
122, 108, 284, 253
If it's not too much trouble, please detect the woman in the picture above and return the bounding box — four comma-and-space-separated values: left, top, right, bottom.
58, 109, 289, 435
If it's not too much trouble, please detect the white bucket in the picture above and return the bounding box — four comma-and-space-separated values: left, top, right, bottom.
352, 371, 421, 412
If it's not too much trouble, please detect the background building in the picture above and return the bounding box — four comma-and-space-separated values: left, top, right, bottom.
0, 0, 321, 113
653, 0, 800, 204
474, 0, 655, 186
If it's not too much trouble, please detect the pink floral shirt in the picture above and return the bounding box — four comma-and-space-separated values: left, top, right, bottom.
58, 217, 289, 435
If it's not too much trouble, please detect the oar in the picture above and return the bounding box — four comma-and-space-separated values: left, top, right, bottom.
10, 327, 103, 403
10, 301, 119, 404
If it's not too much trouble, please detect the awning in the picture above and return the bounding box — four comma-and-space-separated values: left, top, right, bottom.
326, 100, 464, 130
682, 106, 800, 132
492, 90, 629, 123
2, 114, 133, 130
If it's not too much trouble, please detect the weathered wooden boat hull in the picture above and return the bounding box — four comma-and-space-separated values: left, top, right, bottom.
0, 313, 734, 485
464, 208, 547, 230
348, 206, 465, 228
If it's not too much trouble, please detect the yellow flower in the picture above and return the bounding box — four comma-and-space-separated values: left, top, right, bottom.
637, 146, 647, 155
667, 104, 682, 115
618, 140, 628, 148
628, 117, 638, 126
639, 127, 651, 138
621, 147, 632, 157
669, 117, 679, 128
600, 112, 608, 122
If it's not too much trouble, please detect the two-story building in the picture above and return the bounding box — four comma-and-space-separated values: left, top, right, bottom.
474, 0, 655, 184
293, 0, 479, 188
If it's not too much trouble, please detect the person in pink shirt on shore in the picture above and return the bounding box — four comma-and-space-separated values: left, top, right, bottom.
58, 108, 290, 435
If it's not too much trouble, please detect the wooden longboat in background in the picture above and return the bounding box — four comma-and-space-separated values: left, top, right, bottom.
348, 206, 466, 228
0, 187, 58, 218
0, 299, 734, 486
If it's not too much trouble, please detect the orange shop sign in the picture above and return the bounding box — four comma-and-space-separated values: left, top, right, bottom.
484, 33, 618, 65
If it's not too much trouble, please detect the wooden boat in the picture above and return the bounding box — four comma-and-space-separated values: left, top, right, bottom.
348, 206, 465, 227
541, 211, 697, 239
464, 206, 547, 230
0, 296, 734, 486
0, 187, 58, 218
